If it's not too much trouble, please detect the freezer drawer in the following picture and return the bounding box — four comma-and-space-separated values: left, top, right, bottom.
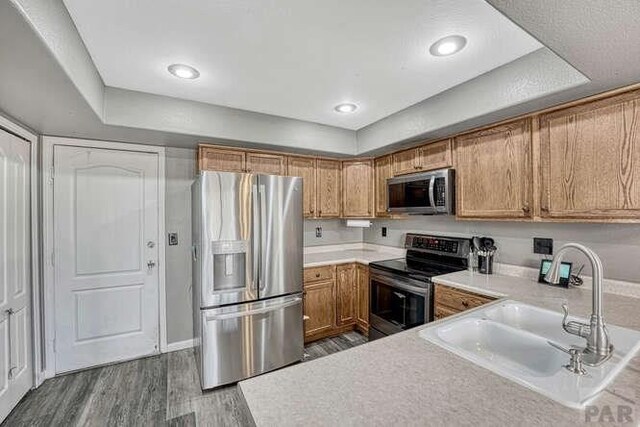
199, 294, 304, 389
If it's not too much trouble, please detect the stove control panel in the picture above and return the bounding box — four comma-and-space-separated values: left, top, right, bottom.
405, 233, 469, 257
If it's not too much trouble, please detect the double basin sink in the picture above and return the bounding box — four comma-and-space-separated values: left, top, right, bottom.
420, 300, 640, 409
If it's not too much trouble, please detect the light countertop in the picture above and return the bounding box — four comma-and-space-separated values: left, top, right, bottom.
239, 270, 640, 426
303, 243, 404, 267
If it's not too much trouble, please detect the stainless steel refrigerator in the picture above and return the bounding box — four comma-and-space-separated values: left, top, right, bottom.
192, 171, 304, 389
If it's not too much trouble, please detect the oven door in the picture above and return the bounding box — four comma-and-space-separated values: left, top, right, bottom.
369, 269, 432, 337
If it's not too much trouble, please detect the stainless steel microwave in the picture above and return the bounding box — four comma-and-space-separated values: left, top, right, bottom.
387, 168, 455, 215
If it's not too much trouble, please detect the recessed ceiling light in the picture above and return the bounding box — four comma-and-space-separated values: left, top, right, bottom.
334, 103, 358, 114
167, 64, 200, 79
429, 35, 467, 57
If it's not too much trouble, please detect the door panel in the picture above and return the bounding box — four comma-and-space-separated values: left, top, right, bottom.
0, 130, 32, 423
198, 172, 256, 308
53, 145, 159, 373
258, 175, 303, 299
200, 295, 303, 388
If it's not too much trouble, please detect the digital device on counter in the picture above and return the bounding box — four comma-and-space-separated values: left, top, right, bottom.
538, 259, 573, 288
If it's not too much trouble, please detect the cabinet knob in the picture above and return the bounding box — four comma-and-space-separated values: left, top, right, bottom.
315, 273, 320, 278
541, 206, 549, 213
522, 205, 531, 214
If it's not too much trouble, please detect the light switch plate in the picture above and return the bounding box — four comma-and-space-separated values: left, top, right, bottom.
533, 237, 553, 255
315, 227, 322, 238
168, 233, 179, 246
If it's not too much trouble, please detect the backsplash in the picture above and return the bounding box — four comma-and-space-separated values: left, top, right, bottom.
304, 219, 363, 247
363, 216, 640, 283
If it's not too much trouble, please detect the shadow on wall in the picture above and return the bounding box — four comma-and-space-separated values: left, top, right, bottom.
364, 216, 640, 283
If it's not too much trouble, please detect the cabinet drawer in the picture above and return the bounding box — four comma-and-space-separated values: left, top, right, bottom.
304, 265, 335, 283
435, 285, 495, 312
434, 304, 459, 320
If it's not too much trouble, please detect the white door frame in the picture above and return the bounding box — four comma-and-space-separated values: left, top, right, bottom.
0, 114, 40, 388
42, 136, 167, 379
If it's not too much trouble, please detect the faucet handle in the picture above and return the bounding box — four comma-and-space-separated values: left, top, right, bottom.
561, 303, 591, 339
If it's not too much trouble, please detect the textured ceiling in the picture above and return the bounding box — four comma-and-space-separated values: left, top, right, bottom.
62, 0, 541, 130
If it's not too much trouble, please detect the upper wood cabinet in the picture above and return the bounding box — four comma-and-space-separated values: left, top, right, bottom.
199, 146, 245, 172
374, 155, 393, 217
392, 139, 452, 176
199, 145, 285, 175
287, 156, 316, 217
336, 264, 356, 327
316, 159, 342, 218
419, 139, 452, 171
246, 152, 285, 175
539, 90, 640, 221
342, 159, 374, 218
454, 119, 533, 219
392, 148, 420, 175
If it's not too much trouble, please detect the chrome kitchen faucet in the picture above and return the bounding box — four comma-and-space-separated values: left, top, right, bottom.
545, 243, 614, 367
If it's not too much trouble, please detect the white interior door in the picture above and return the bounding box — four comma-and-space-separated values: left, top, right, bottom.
53, 145, 160, 373
0, 130, 32, 422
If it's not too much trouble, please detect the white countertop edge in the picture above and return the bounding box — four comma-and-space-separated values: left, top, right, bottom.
304, 242, 406, 256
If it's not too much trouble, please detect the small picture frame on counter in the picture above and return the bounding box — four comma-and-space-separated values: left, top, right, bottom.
538, 259, 573, 288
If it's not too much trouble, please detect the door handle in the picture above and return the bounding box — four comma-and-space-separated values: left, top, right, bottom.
147, 260, 156, 271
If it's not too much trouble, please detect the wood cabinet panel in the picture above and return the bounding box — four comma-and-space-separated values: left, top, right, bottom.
539, 90, 640, 220
374, 155, 393, 217
455, 119, 533, 219
392, 148, 419, 175
316, 159, 342, 218
303, 265, 335, 283
435, 284, 496, 318
287, 156, 316, 217
419, 139, 452, 171
355, 264, 369, 332
336, 264, 356, 326
246, 152, 285, 175
303, 279, 335, 340
342, 159, 374, 218
198, 146, 245, 172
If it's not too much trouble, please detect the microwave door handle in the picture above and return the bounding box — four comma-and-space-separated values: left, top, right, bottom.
428, 177, 436, 209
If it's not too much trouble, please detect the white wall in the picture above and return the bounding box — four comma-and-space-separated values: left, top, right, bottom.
363, 216, 640, 283
304, 219, 363, 247
165, 147, 195, 344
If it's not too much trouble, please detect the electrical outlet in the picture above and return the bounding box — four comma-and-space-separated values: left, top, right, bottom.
533, 237, 553, 255
315, 227, 322, 238
381, 227, 387, 237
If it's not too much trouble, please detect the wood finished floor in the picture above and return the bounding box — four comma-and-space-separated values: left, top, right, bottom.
3, 331, 367, 427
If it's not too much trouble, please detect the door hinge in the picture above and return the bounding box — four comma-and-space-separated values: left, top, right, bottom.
49, 166, 55, 185
52, 338, 56, 353
50, 251, 55, 266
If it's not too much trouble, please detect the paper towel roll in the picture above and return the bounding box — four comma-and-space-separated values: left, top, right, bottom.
345, 219, 372, 228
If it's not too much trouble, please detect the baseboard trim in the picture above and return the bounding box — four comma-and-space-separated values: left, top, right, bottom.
165, 338, 194, 353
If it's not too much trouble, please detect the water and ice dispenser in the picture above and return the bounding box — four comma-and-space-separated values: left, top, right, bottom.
211, 240, 248, 292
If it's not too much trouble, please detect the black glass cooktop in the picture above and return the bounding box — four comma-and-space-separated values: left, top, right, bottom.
370, 256, 465, 280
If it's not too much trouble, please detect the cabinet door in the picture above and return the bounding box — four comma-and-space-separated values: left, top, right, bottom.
342, 159, 374, 218
356, 264, 369, 330
246, 152, 285, 175
392, 148, 419, 175
418, 139, 452, 171
454, 119, 533, 219
336, 264, 356, 326
287, 156, 316, 217
374, 155, 393, 217
198, 146, 245, 172
316, 159, 341, 218
539, 90, 640, 220
303, 280, 335, 340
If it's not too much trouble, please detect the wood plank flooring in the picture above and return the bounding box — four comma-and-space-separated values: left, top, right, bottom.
2, 331, 367, 427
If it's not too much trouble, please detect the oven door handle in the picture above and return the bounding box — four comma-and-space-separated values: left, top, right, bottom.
371, 274, 429, 295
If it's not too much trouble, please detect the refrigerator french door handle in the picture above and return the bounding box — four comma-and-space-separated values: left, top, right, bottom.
205, 296, 302, 321
258, 183, 267, 291
252, 183, 260, 292
428, 177, 436, 209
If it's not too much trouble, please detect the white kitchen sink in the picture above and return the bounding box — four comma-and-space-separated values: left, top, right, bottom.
420, 300, 640, 409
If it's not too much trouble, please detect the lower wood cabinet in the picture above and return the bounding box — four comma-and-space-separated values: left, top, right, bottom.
355, 264, 369, 333
303, 263, 369, 343
434, 284, 496, 320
